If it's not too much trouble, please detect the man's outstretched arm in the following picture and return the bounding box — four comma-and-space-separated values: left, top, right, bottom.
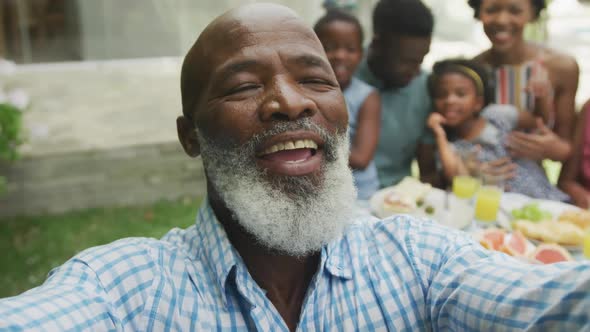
419, 226, 590, 331
0, 258, 118, 331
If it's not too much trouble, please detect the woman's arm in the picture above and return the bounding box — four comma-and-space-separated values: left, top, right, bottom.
558, 101, 590, 208
349, 91, 381, 170
539, 53, 578, 161
528, 60, 553, 125
504, 51, 577, 162
550, 54, 579, 144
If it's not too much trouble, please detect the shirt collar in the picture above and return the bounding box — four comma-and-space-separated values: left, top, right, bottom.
324, 222, 369, 280
194, 199, 363, 305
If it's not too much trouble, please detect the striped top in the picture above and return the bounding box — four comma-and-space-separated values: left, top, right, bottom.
1, 200, 589, 331
494, 62, 536, 114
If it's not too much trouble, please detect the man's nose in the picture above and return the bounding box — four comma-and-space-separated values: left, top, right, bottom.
259, 79, 318, 122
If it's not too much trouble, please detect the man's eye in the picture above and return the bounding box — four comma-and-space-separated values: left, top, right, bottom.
302, 79, 323, 84
301, 78, 332, 86
226, 84, 259, 95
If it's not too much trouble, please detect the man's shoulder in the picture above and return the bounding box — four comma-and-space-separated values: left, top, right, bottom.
339, 215, 473, 286
406, 71, 430, 94
75, 237, 162, 265
348, 214, 474, 255
343, 215, 450, 258
73, 226, 200, 278
366, 214, 451, 241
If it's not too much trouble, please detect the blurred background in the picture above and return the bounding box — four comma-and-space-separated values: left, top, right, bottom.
0, 0, 589, 297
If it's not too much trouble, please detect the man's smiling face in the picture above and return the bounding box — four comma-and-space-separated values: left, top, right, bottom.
177, 4, 356, 255
189, 5, 348, 182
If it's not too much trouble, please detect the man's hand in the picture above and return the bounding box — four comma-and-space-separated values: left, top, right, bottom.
506, 118, 559, 161
427, 113, 446, 138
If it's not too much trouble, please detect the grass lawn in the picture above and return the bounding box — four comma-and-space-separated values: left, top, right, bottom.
0, 197, 202, 298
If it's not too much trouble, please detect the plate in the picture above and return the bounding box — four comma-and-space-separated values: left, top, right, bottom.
503, 196, 583, 251
501, 194, 582, 220
369, 187, 473, 230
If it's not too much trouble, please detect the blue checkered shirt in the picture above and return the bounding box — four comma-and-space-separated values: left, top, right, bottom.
1, 201, 590, 331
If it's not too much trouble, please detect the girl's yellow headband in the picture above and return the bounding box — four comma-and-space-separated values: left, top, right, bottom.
451, 65, 485, 96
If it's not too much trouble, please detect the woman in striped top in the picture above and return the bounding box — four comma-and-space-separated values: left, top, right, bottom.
469, 0, 578, 163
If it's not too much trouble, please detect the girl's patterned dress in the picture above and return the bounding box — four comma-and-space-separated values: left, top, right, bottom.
451, 104, 569, 201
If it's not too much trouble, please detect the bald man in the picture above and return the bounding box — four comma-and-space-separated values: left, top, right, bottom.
1, 4, 590, 331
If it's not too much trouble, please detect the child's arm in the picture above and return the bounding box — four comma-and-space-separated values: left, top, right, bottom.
427, 113, 468, 181
349, 91, 381, 170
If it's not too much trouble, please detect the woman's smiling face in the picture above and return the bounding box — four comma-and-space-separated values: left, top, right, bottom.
478, 0, 535, 53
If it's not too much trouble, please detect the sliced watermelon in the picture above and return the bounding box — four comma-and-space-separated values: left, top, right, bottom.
501, 231, 528, 256
482, 228, 506, 251
531, 244, 573, 264
479, 238, 494, 250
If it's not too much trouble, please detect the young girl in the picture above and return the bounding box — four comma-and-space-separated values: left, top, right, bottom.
314, 11, 381, 200
427, 59, 568, 201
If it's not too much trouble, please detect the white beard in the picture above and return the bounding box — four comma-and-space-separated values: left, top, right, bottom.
198, 119, 356, 256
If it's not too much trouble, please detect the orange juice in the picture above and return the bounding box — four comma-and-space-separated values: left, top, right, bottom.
452, 176, 480, 199
475, 186, 502, 222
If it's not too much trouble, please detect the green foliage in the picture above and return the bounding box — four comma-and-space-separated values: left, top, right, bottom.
0, 103, 22, 193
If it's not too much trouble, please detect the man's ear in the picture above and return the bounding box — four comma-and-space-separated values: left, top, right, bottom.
176, 115, 201, 158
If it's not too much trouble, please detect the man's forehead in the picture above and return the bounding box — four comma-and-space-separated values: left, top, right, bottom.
180, 3, 323, 116
206, 9, 319, 57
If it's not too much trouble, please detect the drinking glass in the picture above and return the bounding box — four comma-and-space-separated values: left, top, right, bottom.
452, 175, 480, 199
473, 174, 504, 227
584, 230, 590, 259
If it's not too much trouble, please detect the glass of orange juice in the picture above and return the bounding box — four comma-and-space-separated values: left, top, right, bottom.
475, 173, 505, 222
452, 176, 480, 199
474, 186, 502, 223
584, 230, 590, 259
